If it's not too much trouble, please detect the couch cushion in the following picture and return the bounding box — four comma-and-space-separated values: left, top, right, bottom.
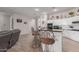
9, 29, 21, 48
0, 31, 12, 49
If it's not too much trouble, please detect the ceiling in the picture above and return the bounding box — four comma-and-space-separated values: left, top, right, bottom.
0, 7, 74, 19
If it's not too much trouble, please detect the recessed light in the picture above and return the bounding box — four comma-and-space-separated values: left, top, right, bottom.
53, 9, 58, 12
34, 8, 39, 11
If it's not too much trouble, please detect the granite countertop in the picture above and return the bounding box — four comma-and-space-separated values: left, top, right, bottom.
39, 29, 63, 32
53, 29, 63, 32
63, 29, 79, 31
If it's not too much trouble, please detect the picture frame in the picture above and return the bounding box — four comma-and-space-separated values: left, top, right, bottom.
17, 19, 22, 23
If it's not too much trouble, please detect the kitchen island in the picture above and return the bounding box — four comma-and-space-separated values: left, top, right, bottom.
63, 29, 79, 42
39, 29, 63, 52
63, 29, 79, 52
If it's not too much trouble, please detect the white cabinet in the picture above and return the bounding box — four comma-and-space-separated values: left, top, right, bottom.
63, 30, 79, 42
41, 32, 62, 52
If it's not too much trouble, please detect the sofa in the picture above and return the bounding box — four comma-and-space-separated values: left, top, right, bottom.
0, 29, 21, 52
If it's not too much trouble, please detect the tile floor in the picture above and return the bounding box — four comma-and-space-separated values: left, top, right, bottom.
8, 33, 79, 52
63, 37, 79, 52
8, 34, 42, 52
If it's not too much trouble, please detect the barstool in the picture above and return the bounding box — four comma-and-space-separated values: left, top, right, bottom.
39, 30, 55, 52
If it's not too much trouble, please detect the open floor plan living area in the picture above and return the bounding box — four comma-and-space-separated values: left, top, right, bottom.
0, 7, 79, 52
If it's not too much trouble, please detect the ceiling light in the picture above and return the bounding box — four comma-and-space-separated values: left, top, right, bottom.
34, 8, 39, 11
53, 9, 58, 12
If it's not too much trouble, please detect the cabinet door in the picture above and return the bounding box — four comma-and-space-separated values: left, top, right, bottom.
53, 32, 62, 52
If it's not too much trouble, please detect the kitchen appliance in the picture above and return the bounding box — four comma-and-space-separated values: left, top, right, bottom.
47, 23, 53, 30
47, 23, 62, 30
53, 25, 62, 29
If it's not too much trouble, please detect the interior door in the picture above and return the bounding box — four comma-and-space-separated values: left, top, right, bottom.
2, 15, 10, 31
0, 15, 3, 31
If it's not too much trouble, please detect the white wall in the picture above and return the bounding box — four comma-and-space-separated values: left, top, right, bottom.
29, 19, 36, 30
10, 14, 35, 35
